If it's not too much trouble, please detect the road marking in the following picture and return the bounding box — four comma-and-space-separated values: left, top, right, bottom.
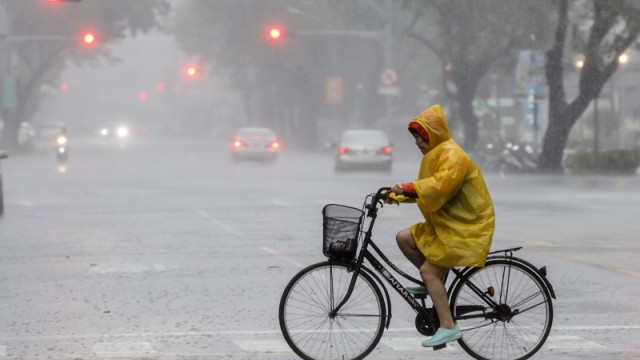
195, 208, 243, 237
89, 264, 172, 274
261, 247, 303, 267
544, 335, 606, 349
0, 345, 6, 356
382, 337, 457, 351
93, 341, 156, 355
233, 339, 291, 352
0, 325, 637, 342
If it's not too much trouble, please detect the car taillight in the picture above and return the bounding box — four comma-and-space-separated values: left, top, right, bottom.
270, 141, 281, 149
233, 140, 244, 148
339, 146, 349, 155
383, 146, 392, 154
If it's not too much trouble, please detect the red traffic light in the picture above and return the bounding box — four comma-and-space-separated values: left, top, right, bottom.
269, 27, 281, 40
266, 25, 285, 43
80, 31, 98, 47
185, 65, 199, 78
83, 33, 95, 44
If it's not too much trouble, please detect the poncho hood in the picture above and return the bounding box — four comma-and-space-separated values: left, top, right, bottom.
408, 104, 451, 149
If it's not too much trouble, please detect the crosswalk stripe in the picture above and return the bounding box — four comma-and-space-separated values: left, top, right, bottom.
381, 337, 457, 351
92, 341, 156, 356
545, 335, 606, 349
233, 339, 291, 352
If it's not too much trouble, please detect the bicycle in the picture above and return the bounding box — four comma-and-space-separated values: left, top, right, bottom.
279, 187, 556, 360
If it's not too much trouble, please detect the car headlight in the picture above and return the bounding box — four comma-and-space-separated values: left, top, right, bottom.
116, 126, 129, 138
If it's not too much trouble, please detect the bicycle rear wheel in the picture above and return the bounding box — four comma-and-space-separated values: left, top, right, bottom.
450, 259, 553, 360
279, 262, 386, 360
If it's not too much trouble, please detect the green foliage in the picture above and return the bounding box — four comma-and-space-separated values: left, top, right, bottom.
564, 149, 640, 175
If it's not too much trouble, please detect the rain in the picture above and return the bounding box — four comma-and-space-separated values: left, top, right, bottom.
0, 1, 639, 359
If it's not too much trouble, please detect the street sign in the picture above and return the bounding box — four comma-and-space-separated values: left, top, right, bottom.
378, 67, 398, 86
378, 67, 399, 96
326, 76, 343, 104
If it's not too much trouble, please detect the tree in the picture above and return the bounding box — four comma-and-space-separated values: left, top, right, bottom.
172, 0, 383, 147
538, 0, 640, 172
404, 0, 552, 150
0, 0, 169, 148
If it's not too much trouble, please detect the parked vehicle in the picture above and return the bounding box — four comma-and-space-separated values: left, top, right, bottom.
480, 143, 538, 174
0, 150, 8, 216
231, 127, 281, 162
334, 130, 392, 172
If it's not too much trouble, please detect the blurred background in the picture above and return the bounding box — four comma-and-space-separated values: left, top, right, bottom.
0, 0, 638, 164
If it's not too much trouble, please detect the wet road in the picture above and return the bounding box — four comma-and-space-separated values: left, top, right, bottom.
0, 136, 638, 359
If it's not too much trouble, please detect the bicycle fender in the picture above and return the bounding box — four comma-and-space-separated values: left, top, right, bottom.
500, 256, 557, 300
448, 257, 557, 300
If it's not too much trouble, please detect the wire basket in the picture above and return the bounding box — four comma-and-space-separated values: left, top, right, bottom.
322, 204, 364, 261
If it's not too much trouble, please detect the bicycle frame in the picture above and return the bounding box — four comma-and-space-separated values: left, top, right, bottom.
330, 187, 436, 321
330, 187, 556, 327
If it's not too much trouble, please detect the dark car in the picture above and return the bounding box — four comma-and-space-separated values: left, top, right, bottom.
335, 129, 392, 172
231, 127, 281, 162
0, 150, 8, 215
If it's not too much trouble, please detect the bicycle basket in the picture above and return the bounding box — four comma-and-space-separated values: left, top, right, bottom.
322, 204, 364, 260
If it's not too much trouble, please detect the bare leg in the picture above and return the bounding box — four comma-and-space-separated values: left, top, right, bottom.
397, 228, 455, 329
396, 228, 424, 269
420, 261, 454, 329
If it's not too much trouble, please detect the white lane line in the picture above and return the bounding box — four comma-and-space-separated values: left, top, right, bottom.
543, 335, 606, 349
0, 325, 637, 342
261, 247, 303, 267
195, 208, 243, 237
0, 345, 6, 356
89, 264, 173, 274
382, 337, 457, 351
93, 341, 156, 355
233, 339, 291, 352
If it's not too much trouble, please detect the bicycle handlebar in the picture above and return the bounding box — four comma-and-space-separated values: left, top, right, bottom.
366, 187, 418, 216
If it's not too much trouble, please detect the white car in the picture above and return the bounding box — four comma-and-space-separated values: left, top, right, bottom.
335, 130, 392, 172
231, 127, 281, 162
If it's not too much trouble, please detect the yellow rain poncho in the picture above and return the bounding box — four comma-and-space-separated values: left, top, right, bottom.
393, 105, 495, 267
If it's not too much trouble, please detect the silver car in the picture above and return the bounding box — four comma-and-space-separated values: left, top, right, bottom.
335, 130, 392, 172
231, 127, 281, 162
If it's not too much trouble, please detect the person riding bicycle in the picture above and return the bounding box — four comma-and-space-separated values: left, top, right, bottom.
389, 104, 495, 347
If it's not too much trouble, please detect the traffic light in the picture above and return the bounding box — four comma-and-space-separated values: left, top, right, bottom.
80, 30, 98, 47
269, 27, 282, 40
266, 24, 286, 44
185, 65, 199, 78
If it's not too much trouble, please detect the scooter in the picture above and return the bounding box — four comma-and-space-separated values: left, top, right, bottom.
56, 134, 69, 162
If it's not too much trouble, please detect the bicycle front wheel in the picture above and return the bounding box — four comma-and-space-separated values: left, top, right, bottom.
450, 259, 553, 360
279, 262, 386, 360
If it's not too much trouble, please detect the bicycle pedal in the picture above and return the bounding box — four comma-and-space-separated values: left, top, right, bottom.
433, 344, 447, 351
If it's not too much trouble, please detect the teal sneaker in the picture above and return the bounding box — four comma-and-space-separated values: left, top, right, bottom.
406, 285, 428, 295
421, 324, 462, 347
